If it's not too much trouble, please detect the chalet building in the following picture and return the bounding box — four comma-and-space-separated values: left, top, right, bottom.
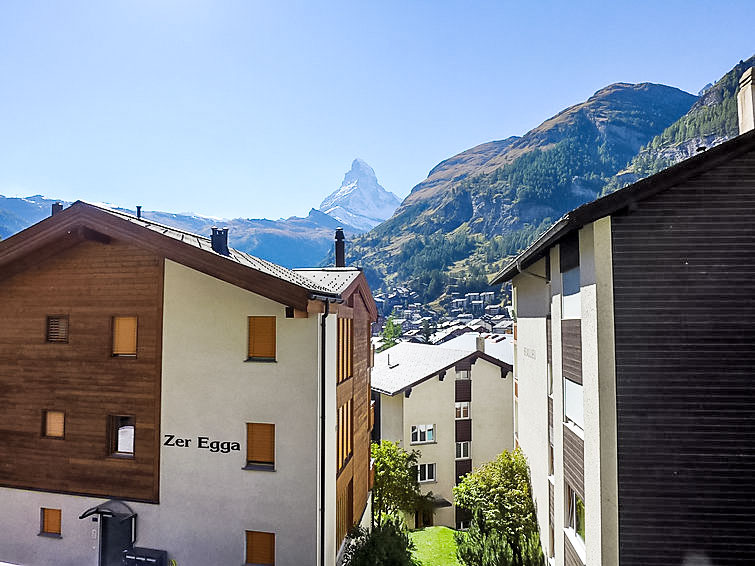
371, 341, 512, 529
0, 204, 377, 566
491, 69, 755, 566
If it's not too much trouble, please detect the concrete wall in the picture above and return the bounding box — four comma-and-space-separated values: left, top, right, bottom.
0, 260, 337, 566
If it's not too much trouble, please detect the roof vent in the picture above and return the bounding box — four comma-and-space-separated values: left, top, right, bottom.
335, 228, 345, 267
211, 227, 230, 256
136, 205, 142, 219
51, 202, 63, 216
738, 67, 755, 134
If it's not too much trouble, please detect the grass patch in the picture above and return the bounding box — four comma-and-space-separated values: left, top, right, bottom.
409, 526, 459, 566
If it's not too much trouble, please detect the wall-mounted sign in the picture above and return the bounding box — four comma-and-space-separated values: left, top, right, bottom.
163, 434, 241, 454
523, 347, 536, 360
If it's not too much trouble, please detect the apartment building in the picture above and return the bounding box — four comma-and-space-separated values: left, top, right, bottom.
0, 203, 377, 566
491, 70, 755, 565
371, 341, 512, 529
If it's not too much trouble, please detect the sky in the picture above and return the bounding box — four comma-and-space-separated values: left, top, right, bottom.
0, 1, 753, 220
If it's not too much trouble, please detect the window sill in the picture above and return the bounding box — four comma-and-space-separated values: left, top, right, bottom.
563, 420, 584, 440
418, 479, 437, 484
108, 453, 135, 460
112, 354, 137, 359
410, 440, 436, 446
564, 527, 586, 564
245, 357, 277, 363
242, 463, 276, 472
38, 532, 62, 539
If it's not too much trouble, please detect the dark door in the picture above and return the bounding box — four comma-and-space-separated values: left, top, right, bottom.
100, 515, 133, 566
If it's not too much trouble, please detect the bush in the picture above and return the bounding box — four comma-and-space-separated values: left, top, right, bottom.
343, 515, 420, 566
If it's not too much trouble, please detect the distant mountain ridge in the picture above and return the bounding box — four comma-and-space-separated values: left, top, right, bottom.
319, 158, 400, 231
0, 160, 396, 268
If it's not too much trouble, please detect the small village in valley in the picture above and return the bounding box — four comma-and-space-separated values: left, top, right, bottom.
0, 4, 754, 566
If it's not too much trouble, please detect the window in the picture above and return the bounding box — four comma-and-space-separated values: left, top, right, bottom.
563, 378, 584, 430
548, 444, 554, 477
246, 423, 275, 469
112, 316, 137, 357
40, 508, 61, 537
248, 316, 276, 361
455, 441, 470, 459
410, 424, 435, 444
43, 410, 65, 438
245, 530, 275, 566
337, 318, 353, 383
568, 487, 585, 544
456, 520, 470, 530
456, 369, 470, 380
108, 415, 135, 457
337, 400, 353, 472
46, 316, 69, 343
561, 267, 581, 319
547, 362, 553, 396
417, 463, 436, 483
455, 402, 470, 419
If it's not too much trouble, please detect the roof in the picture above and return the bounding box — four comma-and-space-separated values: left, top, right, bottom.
0, 201, 374, 313
371, 341, 512, 396
442, 333, 513, 363
491, 128, 755, 284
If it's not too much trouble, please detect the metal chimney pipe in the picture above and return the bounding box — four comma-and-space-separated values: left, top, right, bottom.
211, 226, 230, 255
136, 205, 142, 219
335, 227, 346, 267
738, 67, 755, 134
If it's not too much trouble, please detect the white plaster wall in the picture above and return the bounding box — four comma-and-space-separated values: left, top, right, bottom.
471, 359, 513, 466
511, 256, 551, 560
378, 393, 404, 446
402, 372, 456, 528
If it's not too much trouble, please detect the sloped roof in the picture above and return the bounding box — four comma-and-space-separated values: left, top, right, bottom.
371, 341, 512, 396
491, 128, 755, 284
0, 201, 373, 311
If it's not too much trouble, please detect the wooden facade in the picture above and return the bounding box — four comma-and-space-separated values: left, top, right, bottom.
0, 239, 163, 502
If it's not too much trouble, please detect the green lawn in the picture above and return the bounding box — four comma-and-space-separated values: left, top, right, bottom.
410, 526, 459, 566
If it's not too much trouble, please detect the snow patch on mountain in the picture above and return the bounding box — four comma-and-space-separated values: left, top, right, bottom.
319, 159, 400, 231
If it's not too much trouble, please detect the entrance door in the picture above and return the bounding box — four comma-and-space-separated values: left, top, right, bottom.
99, 516, 133, 566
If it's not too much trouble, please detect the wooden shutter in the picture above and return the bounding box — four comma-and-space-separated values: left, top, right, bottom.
45, 411, 65, 438
248, 317, 276, 359
247, 423, 275, 465
246, 530, 275, 565
113, 316, 137, 356
46, 316, 69, 343
42, 508, 61, 535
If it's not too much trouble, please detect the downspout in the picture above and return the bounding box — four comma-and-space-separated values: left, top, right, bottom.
320, 300, 329, 566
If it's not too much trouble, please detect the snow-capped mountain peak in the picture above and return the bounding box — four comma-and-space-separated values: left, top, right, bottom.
319, 159, 400, 231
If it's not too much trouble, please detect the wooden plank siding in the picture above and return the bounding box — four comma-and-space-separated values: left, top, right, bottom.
561, 319, 582, 384
335, 289, 373, 550
564, 533, 584, 566
562, 426, 584, 500
611, 149, 755, 564
0, 239, 163, 502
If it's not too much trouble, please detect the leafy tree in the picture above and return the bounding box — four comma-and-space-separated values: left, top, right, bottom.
343, 515, 420, 566
371, 440, 422, 523
453, 449, 544, 566
420, 320, 435, 343
379, 316, 402, 351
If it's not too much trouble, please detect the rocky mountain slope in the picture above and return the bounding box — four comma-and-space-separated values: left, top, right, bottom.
344, 82, 698, 302
603, 55, 755, 192
319, 158, 400, 231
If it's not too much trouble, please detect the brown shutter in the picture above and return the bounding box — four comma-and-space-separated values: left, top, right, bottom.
455, 380, 471, 402
347, 319, 353, 378
247, 423, 275, 465
42, 508, 61, 535
455, 419, 472, 442
248, 317, 276, 359
113, 316, 137, 356
455, 459, 472, 484
44, 411, 65, 438
246, 530, 275, 565
46, 316, 69, 343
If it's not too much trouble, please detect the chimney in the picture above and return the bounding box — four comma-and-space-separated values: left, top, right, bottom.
51, 202, 63, 216
476, 335, 485, 353
211, 226, 230, 255
738, 67, 755, 134
335, 227, 345, 267
136, 205, 142, 219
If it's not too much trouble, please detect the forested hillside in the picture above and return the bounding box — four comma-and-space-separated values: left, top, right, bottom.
345, 82, 697, 304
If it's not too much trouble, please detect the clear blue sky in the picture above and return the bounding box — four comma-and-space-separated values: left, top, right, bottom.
0, 0, 753, 219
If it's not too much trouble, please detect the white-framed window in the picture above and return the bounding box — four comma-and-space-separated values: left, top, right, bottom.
455, 402, 470, 419
417, 462, 436, 483
567, 486, 585, 544
456, 520, 470, 530
561, 266, 581, 320
455, 441, 470, 459
410, 424, 435, 444
456, 369, 470, 380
